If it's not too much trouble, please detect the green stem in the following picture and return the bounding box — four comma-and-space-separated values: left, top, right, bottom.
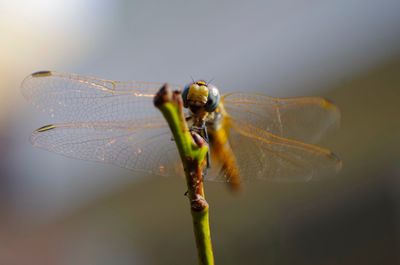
154, 84, 215, 265
192, 208, 214, 265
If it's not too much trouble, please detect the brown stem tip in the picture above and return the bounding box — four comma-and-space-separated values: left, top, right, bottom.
153, 83, 172, 107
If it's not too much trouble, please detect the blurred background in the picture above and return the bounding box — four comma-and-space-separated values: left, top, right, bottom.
1, 0, 400, 264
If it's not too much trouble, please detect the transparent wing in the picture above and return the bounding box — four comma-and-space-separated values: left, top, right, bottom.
21, 71, 182, 122
219, 120, 342, 182
222, 92, 340, 144
31, 119, 184, 177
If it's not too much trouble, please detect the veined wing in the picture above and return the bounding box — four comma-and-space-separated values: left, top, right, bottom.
222, 92, 340, 144
214, 119, 342, 182
21, 71, 182, 122
31, 119, 183, 177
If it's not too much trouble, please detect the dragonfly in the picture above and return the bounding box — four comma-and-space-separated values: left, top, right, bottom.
22, 71, 342, 187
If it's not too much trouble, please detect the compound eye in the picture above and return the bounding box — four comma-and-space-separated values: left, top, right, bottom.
204, 84, 220, 113
209, 86, 219, 97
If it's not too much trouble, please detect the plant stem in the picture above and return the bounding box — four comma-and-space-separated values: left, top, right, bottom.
191, 207, 214, 264
154, 84, 215, 265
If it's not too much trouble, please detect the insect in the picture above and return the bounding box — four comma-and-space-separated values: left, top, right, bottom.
22, 71, 342, 188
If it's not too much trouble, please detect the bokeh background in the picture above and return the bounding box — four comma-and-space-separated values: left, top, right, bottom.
1, 1, 400, 264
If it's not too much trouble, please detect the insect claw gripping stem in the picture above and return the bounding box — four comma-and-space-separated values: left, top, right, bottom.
154, 83, 215, 265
